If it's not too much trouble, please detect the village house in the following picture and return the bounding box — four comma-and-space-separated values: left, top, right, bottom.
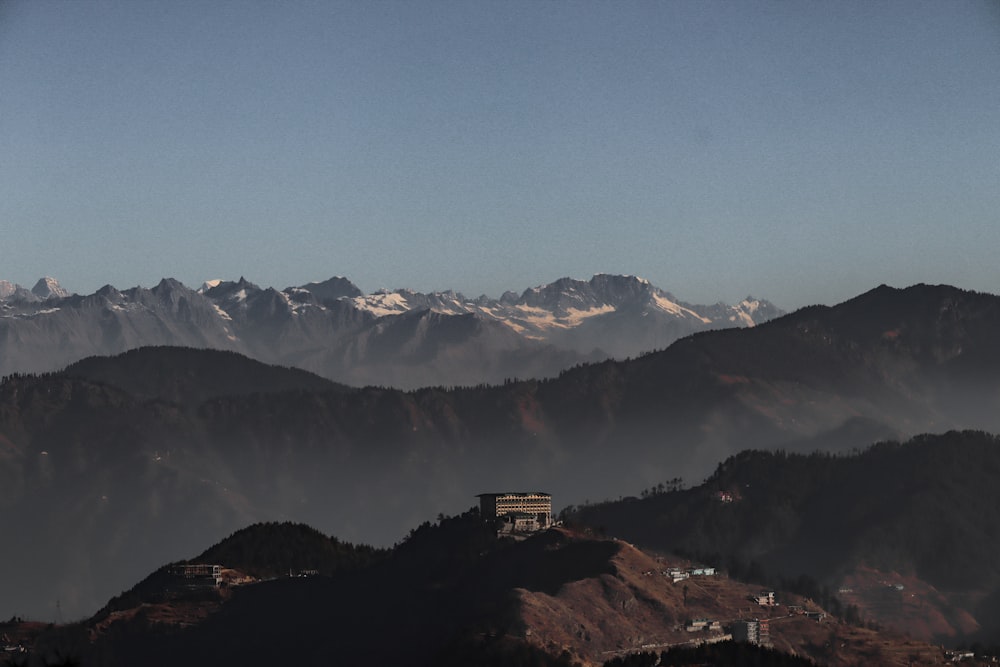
686, 618, 722, 633
750, 590, 776, 606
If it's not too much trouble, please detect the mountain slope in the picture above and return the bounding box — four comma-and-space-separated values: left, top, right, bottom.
64, 346, 346, 408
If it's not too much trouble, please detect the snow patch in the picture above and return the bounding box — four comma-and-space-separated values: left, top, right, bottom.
350, 291, 411, 317
199, 279, 224, 293
562, 304, 616, 325
502, 319, 526, 334
651, 294, 712, 323
512, 303, 615, 329
211, 304, 233, 321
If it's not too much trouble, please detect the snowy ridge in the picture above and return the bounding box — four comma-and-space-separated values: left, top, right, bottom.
0, 273, 782, 384
651, 293, 712, 323
0, 274, 782, 338
349, 291, 412, 317
329, 274, 780, 341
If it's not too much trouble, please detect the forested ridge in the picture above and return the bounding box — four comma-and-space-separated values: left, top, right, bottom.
571, 430, 1000, 591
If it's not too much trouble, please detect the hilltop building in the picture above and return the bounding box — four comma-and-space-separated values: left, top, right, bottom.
477, 492, 552, 533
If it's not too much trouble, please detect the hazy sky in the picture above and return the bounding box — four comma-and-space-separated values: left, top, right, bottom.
1, 1, 998, 309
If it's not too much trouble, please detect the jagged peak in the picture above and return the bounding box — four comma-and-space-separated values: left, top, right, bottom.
31, 276, 69, 299
152, 277, 190, 292
95, 284, 122, 298
294, 276, 363, 300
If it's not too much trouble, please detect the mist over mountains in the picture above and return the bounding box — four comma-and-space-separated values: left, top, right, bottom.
3, 282, 1000, 622
0, 274, 781, 388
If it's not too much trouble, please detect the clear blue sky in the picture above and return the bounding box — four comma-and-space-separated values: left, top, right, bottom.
1, 0, 998, 309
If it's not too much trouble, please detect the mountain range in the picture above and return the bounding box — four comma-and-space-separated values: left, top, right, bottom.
0, 274, 781, 388
3, 282, 1000, 623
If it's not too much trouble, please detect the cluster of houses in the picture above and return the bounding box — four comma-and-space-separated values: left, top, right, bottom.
945, 649, 977, 662
642, 566, 717, 582
787, 605, 827, 621
682, 617, 771, 647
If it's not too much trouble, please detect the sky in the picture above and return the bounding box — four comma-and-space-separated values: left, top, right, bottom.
1, 0, 998, 310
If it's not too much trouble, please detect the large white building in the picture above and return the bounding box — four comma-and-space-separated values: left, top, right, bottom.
477, 492, 552, 532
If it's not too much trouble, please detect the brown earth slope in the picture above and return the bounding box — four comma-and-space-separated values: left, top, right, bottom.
15, 525, 957, 667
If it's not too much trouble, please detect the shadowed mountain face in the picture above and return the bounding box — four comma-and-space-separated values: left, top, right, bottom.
0, 274, 780, 389
2, 283, 1000, 621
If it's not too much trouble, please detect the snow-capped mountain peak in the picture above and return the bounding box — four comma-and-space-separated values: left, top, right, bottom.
31, 277, 69, 300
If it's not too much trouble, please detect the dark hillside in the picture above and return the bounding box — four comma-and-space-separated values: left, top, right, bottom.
90, 521, 385, 623
64, 346, 345, 408
193, 521, 386, 578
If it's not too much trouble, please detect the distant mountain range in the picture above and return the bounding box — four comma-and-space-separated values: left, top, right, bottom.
0, 274, 781, 388
3, 283, 1000, 622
